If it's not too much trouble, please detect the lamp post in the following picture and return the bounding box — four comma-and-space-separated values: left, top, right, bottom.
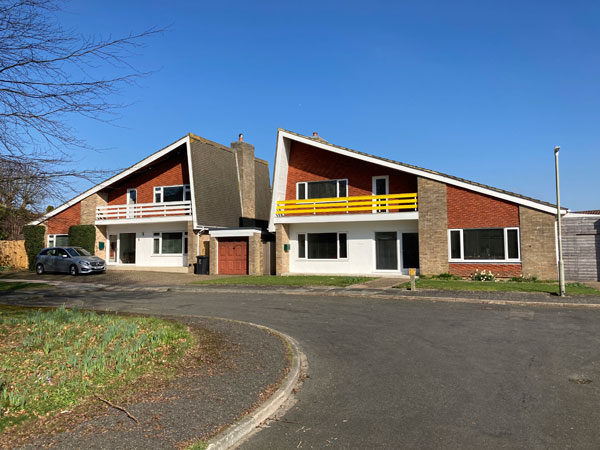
554, 146, 565, 297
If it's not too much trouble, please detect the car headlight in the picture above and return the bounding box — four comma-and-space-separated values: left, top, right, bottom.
80, 261, 91, 268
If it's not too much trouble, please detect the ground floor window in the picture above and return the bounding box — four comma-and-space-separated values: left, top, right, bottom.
449, 227, 520, 262
297, 232, 348, 259
48, 234, 69, 247
153, 231, 188, 255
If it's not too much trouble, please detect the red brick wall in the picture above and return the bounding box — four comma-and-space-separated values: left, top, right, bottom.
108, 151, 189, 205
449, 263, 522, 278
46, 202, 81, 234
447, 185, 519, 229
284, 142, 417, 213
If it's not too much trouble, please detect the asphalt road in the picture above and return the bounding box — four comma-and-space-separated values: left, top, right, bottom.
3, 289, 600, 449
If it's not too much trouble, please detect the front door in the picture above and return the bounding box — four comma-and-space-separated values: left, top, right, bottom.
119, 233, 136, 264
218, 238, 248, 275
402, 233, 419, 269
375, 232, 398, 270
108, 235, 118, 263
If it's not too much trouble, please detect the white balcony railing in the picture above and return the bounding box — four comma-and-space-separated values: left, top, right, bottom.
96, 201, 192, 221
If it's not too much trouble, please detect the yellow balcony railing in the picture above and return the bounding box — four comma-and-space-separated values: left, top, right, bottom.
276, 193, 418, 216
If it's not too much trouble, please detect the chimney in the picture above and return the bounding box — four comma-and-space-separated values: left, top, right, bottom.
230, 133, 256, 220
313, 132, 318, 137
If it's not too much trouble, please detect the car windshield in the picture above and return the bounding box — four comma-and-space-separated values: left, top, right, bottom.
67, 247, 92, 257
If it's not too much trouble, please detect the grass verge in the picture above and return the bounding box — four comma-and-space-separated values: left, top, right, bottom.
0, 306, 191, 433
396, 279, 600, 295
0, 281, 52, 291
191, 275, 374, 287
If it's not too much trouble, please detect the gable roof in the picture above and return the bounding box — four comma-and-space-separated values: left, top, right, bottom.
33, 132, 272, 229
275, 128, 565, 215
31, 134, 191, 225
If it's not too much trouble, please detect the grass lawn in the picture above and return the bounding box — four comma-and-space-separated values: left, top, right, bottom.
0, 281, 52, 291
0, 306, 191, 433
396, 279, 600, 296
191, 275, 374, 287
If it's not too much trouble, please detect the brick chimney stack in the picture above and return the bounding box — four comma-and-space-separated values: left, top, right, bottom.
230, 134, 255, 219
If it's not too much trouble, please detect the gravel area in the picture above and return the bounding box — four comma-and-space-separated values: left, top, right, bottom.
10, 316, 289, 450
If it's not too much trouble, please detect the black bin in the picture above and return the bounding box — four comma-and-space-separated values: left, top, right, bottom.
195, 255, 209, 274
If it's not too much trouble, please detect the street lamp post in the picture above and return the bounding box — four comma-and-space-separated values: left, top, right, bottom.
554, 146, 566, 297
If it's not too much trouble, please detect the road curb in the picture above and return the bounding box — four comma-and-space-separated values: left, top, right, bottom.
205, 322, 307, 450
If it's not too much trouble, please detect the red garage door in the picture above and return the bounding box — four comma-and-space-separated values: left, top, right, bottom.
218, 238, 248, 275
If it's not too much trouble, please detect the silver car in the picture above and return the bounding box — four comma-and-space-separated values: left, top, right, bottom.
35, 247, 106, 276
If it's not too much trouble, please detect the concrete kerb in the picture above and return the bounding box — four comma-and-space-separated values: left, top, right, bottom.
204, 319, 307, 450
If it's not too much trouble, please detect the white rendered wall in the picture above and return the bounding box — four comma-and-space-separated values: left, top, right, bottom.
106, 222, 188, 267
288, 220, 418, 275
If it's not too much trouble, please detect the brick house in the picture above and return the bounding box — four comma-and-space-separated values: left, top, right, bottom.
32, 133, 273, 274
269, 129, 562, 279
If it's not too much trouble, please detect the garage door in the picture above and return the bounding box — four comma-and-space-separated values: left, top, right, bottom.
218, 238, 248, 275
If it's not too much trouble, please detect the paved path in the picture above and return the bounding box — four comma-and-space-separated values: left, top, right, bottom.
3, 288, 600, 449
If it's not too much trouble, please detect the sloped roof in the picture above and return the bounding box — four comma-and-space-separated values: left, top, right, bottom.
278, 128, 565, 213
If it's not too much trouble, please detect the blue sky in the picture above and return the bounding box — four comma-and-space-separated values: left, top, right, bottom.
56, 1, 599, 211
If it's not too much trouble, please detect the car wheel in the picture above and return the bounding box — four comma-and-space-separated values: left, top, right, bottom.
36, 263, 45, 275
69, 264, 78, 276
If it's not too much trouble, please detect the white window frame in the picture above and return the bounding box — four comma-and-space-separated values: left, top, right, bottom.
153, 184, 191, 203
47, 234, 68, 247
152, 231, 188, 255
448, 227, 521, 263
296, 231, 348, 260
296, 179, 349, 201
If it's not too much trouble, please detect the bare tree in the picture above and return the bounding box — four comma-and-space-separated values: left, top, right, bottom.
0, 0, 162, 217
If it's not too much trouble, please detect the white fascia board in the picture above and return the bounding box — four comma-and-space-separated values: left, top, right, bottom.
274, 211, 418, 224
268, 131, 290, 232
184, 135, 199, 228
277, 130, 560, 215
95, 216, 193, 226
563, 213, 600, 218
30, 136, 190, 225
209, 229, 261, 237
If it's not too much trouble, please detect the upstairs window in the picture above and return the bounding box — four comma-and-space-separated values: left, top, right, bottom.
297, 180, 348, 200
449, 228, 520, 262
154, 185, 191, 203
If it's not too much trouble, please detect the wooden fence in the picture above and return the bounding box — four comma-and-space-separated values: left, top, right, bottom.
0, 240, 28, 269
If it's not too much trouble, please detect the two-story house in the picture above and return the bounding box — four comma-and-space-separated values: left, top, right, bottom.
32, 133, 272, 274
269, 129, 562, 279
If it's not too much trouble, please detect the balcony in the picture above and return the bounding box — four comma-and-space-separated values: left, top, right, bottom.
95, 201, 192, 225
275, 193, 418, 223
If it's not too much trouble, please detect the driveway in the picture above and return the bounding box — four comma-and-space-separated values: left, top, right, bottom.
2, 289, 600, 449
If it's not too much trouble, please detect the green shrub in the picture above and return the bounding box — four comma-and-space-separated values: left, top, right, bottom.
68, 225, 96, 255
22, 225, 45, 270
510, 274, 539, 283
472, 269, 495, 282
433, 272, 462, 280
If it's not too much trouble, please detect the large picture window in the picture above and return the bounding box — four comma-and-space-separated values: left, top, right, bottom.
154, 185, 191, 203
297, 232, 348, 259
152, 231, 188, 255
297, 179, 347, 200
449, 228, 520, 262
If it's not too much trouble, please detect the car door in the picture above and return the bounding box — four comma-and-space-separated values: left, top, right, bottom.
44, 248, 57, 272
55, 248, 70, 273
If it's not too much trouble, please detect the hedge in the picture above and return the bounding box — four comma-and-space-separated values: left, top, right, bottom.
23, 225, 45, 270
68, 225, 96, 255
